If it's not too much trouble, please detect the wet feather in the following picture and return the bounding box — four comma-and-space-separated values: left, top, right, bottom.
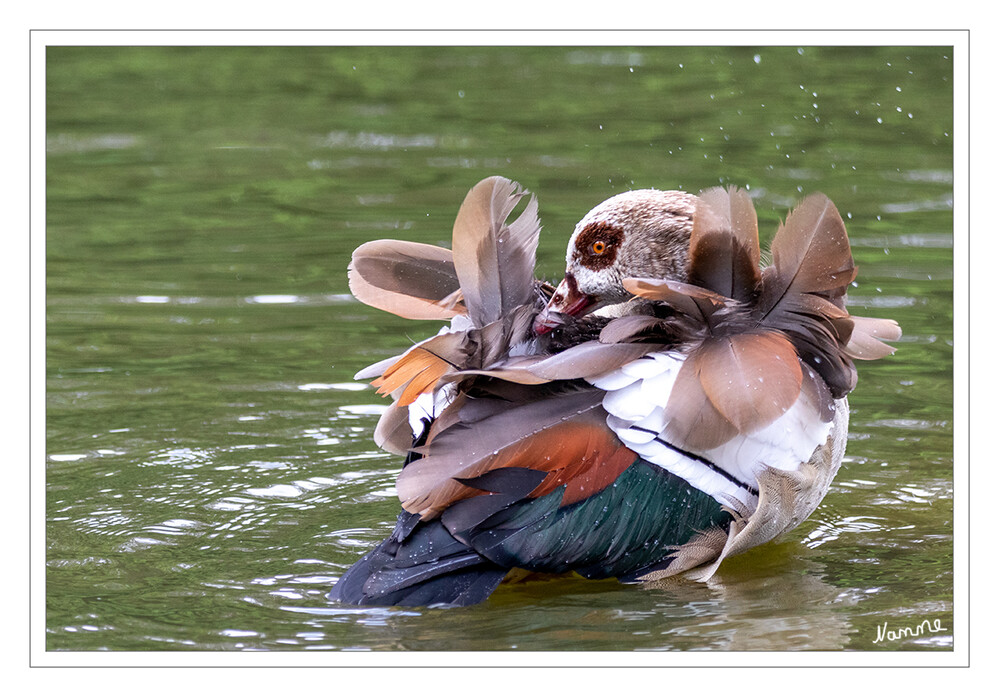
452, 176, 541, 327
348, 239, 464, 320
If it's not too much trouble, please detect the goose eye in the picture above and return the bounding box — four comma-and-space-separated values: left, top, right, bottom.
591, 240, 607, 255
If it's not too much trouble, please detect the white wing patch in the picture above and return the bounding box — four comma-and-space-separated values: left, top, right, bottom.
590, 351, 836, 509
407, 382, 456, 439
400, 316, 471, 439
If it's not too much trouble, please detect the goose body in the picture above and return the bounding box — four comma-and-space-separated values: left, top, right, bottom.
329, 177, 899, 606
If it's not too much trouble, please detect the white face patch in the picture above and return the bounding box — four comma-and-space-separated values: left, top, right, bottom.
570, 263, 624, 302
560, 188, 698, 306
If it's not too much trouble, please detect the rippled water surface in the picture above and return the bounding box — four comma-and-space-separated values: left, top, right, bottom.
45, 44, 955, 654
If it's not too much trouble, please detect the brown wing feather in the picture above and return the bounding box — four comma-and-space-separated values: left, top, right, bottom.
621, 190, 899, 443
372, 350, 449, 401
623, 277, 731, 321
845, 315, 902, 359
493, 419, 637, 506
348, 239, 464, 320
597, 315, 673, 344
371, 332, 466, 405
689, 187, 761, 302
694, 332, 803, 433
396, 387, 634, 518
662, 355, 740, 451
751, 194, 889, 397
451, 176, 540, 327
435, 335, 657, 387
372, 399, 415, 456
526, 340, 666, 380
760, 193, 857, 310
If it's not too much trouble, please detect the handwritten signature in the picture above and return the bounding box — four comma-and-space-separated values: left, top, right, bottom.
873, 617, 949, 644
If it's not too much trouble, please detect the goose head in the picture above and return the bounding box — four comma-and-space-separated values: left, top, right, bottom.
534, 189, 698, 334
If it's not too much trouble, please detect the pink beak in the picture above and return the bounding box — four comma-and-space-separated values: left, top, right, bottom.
533, 274, 598, 335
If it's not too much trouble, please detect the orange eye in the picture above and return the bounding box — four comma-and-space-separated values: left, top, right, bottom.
591, 240, 607, 255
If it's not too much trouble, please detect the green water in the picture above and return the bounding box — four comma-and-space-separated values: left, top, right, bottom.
45, 45, 954, 652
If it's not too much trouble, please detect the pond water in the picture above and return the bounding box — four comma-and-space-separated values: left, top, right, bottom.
44, 44, 955, 656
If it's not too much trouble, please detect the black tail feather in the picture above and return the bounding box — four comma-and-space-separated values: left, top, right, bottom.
328, 509, 508, 607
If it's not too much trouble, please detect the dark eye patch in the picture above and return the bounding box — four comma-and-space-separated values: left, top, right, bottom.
574, 222, 625, 270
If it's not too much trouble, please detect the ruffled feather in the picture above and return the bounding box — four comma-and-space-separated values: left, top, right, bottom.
397, 385, 636, 518
612, 187, 900, 453
348, 239, 464, 320
350, 177, 545, 413
452, 176, 541, 327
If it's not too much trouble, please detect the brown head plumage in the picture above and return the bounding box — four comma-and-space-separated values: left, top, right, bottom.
534, 189, 697, 332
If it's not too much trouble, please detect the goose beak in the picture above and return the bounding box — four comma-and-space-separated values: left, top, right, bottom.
533, 274, 598, 335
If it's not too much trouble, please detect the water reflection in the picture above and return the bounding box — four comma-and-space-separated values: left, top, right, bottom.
650, 558, 854, 651
47, 132, 140, 153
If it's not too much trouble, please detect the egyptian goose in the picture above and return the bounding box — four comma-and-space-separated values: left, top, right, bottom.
329, 176, 900, 607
